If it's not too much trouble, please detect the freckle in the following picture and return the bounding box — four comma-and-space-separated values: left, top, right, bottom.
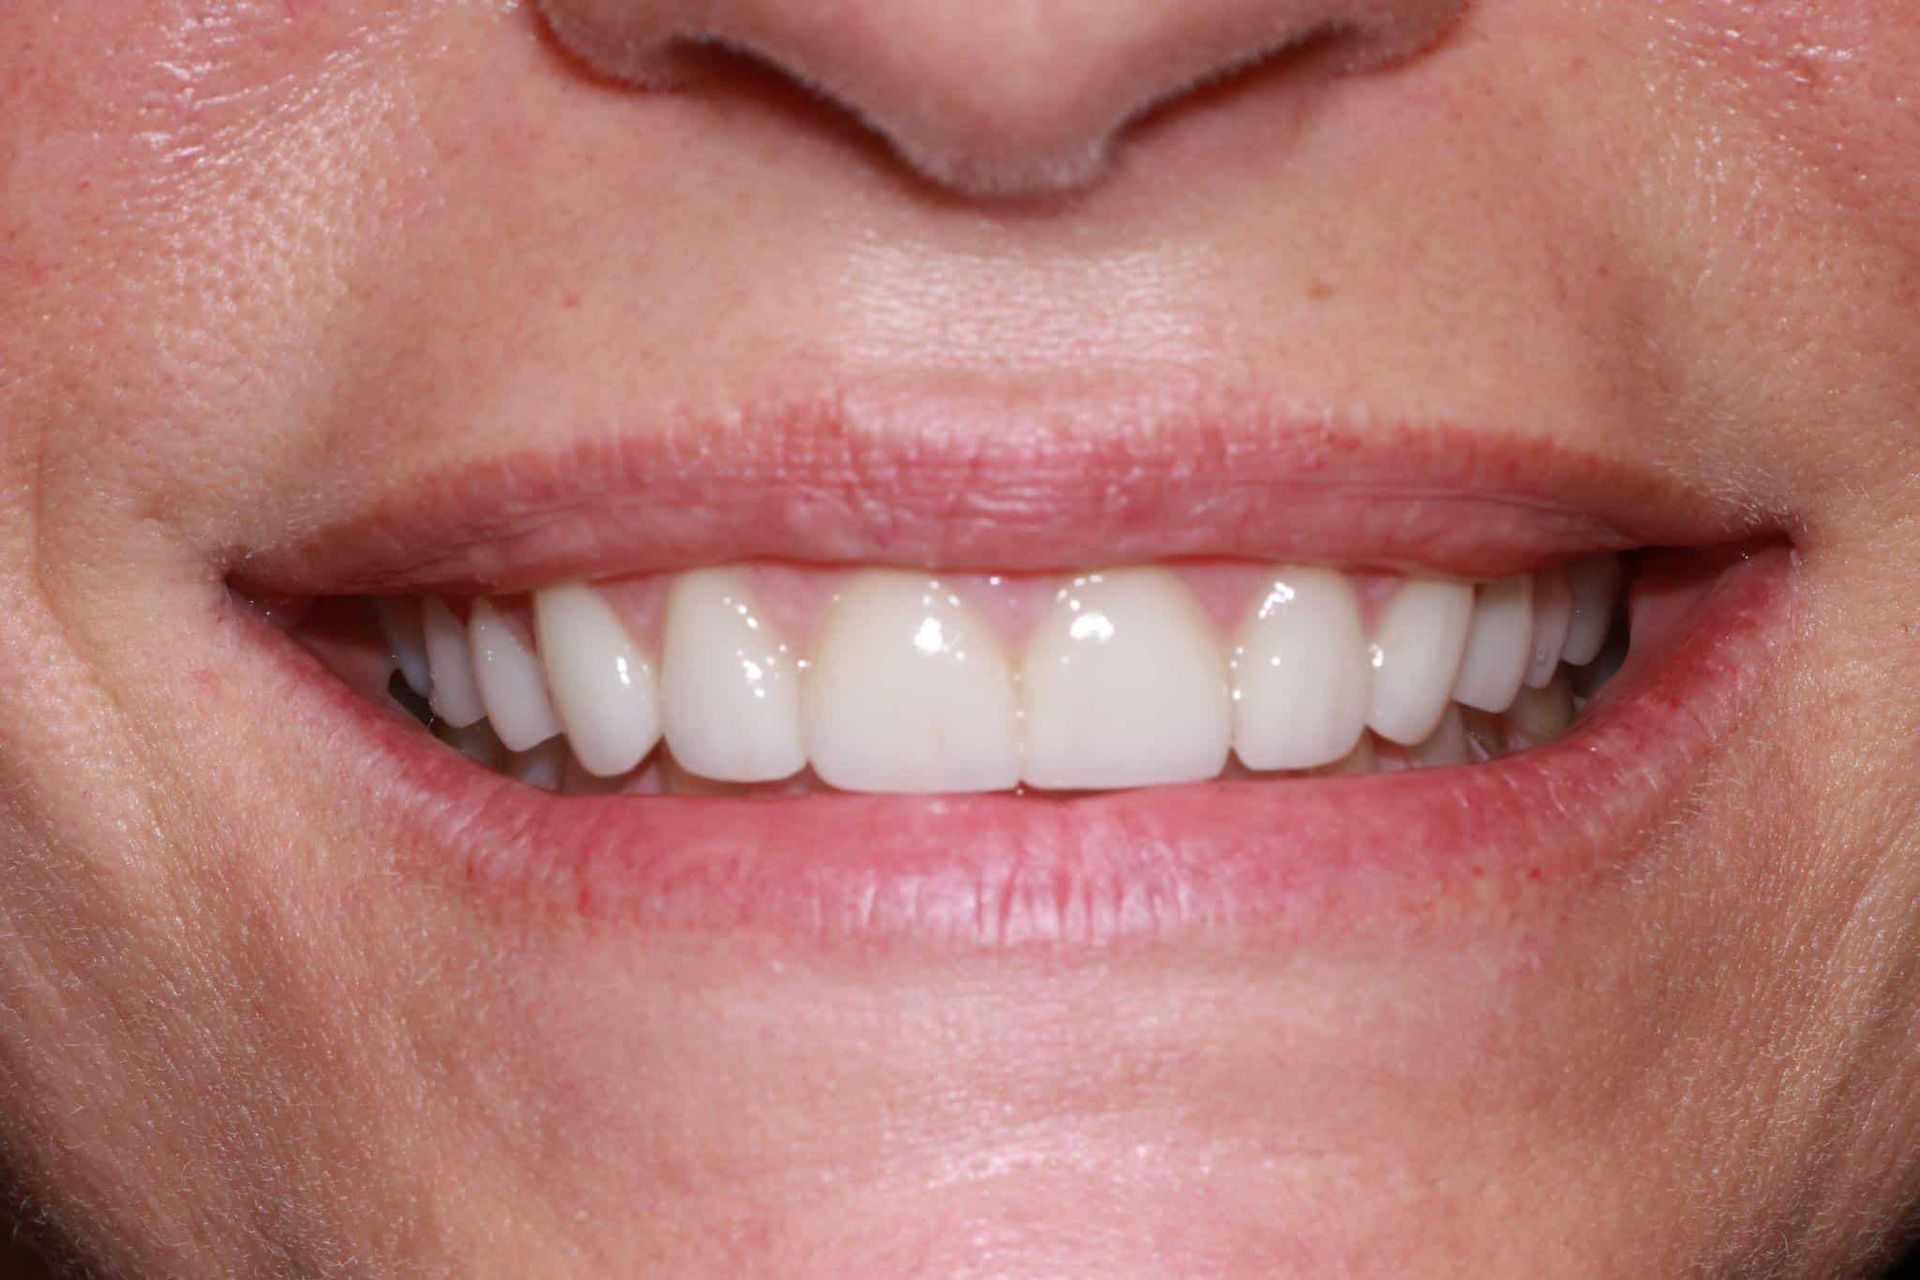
1306, 279, 1334, 301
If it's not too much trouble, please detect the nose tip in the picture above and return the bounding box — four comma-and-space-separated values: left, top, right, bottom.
536, 0, 1467, 197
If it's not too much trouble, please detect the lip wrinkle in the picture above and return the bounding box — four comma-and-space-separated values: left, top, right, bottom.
229, 392, 1775, 595
248, 543, 1793, 950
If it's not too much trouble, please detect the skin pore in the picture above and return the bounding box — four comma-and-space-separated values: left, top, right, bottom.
1, 0, 1918, 1275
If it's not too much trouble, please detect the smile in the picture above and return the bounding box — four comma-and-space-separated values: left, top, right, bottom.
235, 401, 1795, 947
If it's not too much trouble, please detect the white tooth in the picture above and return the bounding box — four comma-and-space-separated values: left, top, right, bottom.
1450, 575, 1534, 713
1231, 566, 1371, 771
533, 584, 661, 777
422, 597, 487, 729
1405, 704, 1473, 769
661, 569, 805, 783
1366, 578, 1474, 746
1022, 568, 1231, 790
1525, 566, 1573, 688
805, 572, 1019, 793
1509, 672, 1575, 742
1561, 555, 1622, 666
468, 599, 562, 752
374, 598, 431, 697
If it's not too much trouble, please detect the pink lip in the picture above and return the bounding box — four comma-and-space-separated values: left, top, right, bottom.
231, 390, 1773, 596
251, 543, 1794, 949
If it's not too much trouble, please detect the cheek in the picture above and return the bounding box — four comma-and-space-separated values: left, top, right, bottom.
1653, 0, 1920, 244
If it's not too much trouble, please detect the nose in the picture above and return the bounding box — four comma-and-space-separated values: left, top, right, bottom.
534, 0, 1466, 196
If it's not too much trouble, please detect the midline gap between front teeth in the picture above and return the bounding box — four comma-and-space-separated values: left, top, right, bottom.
374, 557, 1626, 794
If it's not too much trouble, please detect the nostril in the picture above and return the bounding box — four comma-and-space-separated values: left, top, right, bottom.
531, 0, 1470, 200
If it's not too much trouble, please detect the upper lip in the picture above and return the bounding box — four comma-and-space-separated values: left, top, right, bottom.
229, 386, 1778, 598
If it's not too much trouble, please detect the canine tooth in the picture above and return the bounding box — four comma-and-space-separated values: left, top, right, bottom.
805, 572, 1019, 793
1231, 566, 1371, 770
1366, 578, 1474, 746
1509, 673, 1576, 742
1451, 575, 1533, 713
422, 597, 487, 729
374, 598, 431, 697
1562, 556, 1622, 666
662, 569, 805, 783
1525, 566, 1573, 688
469, 600, 562, 752
1022, 569, 1231, 790
533, 584, 662, 778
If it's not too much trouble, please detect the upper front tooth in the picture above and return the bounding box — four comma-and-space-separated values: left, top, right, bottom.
1451, 574, 1534, 714
1231, 565, 1371, 771
661, 569, 806, 784
533, 584, 662, 778
1561, 555, 1621, 666
804, 572, 1020, 793
422, 596, 486, 729
1022, 569, 1231, 790
468, 599, 562, 752
374, 597, 431, 697
1525, 565, 1573, 688
1367, 577, 1474, 746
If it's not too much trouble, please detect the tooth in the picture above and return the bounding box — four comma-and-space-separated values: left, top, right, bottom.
805, 572, 1019, 793
661, 569, 806, 783
1022, 568, 1231, 790
1524, 566, 1573, 688
1461, 708, 1509, 761
1366, 578, 1474, 746
468, 599, 562, 752
1451, 575, 1534, 714
422, 597, 487, 728
374, 598, 431, 697
1313, 734, 1379, 777
434, 719, 504, 769
1509, 672, 1575, 743
505, 739, 568, 792
533, 584, 662, 778
1405, 705, 1473, 769
1231, 566, 1371, 770
1561, 556, 1621, 666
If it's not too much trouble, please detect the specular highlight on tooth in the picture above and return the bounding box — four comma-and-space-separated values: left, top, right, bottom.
1525, 565, 1573, 688
469, 599, 563, 752
422, 596, 487, 729
805, 572, 1019, 793
1231, 566, 1371, 770
1022, 569, 1231, 790
661, 569, 806, 784
1562, 555, 1622, 666
1367, 577, 1474, 746
1452, 574, 1534, 713
533, 584, 662, 778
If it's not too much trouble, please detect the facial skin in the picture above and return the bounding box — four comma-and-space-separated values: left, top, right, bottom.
1, 0, 1917, 1275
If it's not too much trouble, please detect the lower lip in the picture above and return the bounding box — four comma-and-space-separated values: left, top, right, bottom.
273, 547, 1793, 949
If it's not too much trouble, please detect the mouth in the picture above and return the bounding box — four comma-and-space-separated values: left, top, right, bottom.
232, 401, 1795, 947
